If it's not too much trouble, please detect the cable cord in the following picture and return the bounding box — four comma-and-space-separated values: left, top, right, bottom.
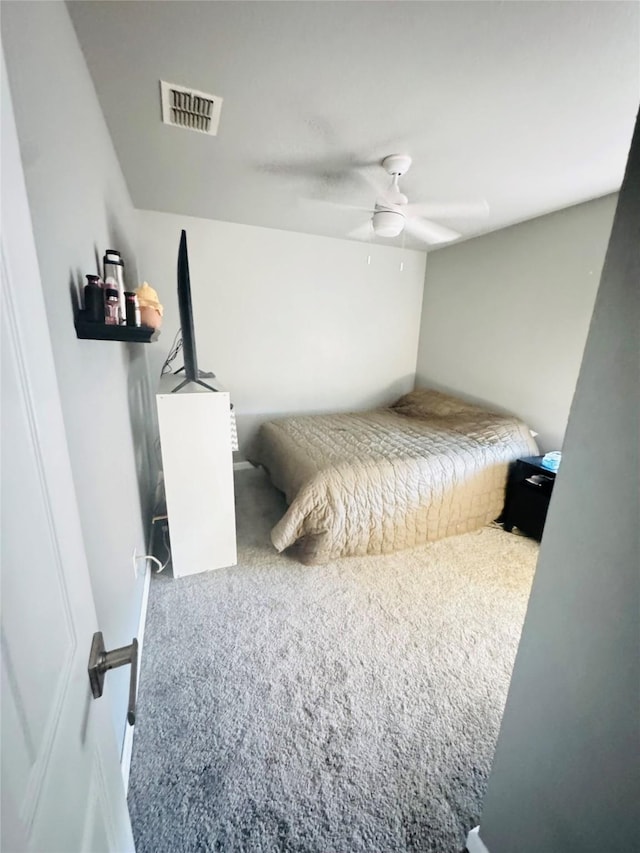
134, 515, 172, 576
161, 328, 183, 376
135, 532, 170, 574
134, 554, 163, 573
158, 525, 171, 573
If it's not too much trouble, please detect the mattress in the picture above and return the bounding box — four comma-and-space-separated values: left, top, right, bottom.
249, 389, 538, 564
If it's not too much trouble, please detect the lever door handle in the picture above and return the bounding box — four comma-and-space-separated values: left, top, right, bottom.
88, 631, 139, 726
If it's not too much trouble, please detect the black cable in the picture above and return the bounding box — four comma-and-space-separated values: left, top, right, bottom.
161, 328, 183, 376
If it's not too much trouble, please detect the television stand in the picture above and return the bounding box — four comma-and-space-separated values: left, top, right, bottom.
171, 377, 217, 393
170, 367, 218, 393
156, 374, 237, 577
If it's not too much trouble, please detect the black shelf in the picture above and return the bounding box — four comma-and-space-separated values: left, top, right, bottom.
75, 314, 160, 343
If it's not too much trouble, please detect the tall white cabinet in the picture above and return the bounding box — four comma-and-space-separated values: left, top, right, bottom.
156, 374, 237, 577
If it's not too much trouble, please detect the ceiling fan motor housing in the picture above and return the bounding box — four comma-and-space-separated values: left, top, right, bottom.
372, 209, 405, 237
381, 154, 412, 176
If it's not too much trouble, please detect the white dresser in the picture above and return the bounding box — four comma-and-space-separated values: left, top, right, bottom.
156, 374, 237, 577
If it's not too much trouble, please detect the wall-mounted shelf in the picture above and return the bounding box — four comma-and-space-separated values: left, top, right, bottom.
75, 313, 160, 343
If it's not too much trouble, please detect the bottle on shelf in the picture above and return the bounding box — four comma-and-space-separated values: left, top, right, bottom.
104, 287, 120, 325
124, 291, 141, 327
103, 249, 126, 324
84, 274, 104, 323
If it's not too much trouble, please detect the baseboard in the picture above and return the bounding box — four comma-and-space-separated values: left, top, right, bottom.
120, 559, 152, 793
233, 460, 254, 471
466, 826, 490, 853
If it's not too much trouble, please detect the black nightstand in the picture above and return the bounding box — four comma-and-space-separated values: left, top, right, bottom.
502, 456, 557, 541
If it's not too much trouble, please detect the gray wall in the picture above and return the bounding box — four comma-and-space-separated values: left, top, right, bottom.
2, 1, 158, 748
415, 195, 617, 451
478, 117, 639, 851
136, 209, 426, 457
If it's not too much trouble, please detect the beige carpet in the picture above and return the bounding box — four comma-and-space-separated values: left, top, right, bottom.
129, 467, 539, 852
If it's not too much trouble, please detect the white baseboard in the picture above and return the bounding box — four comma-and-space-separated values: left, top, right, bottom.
233, 460, 254, 471
120, 560, 152, 793
466, 826, 490, 853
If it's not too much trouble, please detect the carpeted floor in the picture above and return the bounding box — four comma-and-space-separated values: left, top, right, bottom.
128, 468, 538, 853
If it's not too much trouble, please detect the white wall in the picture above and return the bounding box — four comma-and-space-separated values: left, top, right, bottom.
2, 1, 157, 749
415, 195, 617, 450
477, 118, 639, 852
136, 210, 426, 455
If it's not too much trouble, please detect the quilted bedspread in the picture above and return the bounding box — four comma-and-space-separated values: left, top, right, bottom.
249, 389, 538, 564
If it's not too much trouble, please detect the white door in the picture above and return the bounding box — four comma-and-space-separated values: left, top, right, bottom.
0, 53, 135, 853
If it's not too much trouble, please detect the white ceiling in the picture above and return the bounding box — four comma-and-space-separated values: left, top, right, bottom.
69, 1, 639, 251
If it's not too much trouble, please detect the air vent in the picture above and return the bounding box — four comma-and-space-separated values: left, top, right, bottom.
160, 81, 223, 136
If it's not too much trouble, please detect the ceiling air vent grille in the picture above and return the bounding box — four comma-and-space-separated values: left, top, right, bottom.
160, 81, 223, 136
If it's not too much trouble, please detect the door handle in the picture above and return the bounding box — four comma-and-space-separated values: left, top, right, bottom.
88, 632, 138, 726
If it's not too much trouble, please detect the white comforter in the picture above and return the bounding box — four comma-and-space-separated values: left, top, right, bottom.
249, 389, 538, 564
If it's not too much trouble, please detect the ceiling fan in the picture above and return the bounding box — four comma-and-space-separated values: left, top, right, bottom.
305, 154, 489, 247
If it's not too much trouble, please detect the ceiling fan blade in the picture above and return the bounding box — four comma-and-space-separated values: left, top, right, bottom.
347, 221, 375, 241
404, 217, 461, 245
299, 197, 374, 214
403, 200, 490, 220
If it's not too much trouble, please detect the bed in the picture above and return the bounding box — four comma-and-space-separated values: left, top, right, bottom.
248, 388, 538, 564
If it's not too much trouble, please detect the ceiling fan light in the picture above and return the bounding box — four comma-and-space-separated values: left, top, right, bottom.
372, 210, 404, 238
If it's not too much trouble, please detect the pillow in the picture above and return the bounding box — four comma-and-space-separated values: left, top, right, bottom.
391, 388, 485, 419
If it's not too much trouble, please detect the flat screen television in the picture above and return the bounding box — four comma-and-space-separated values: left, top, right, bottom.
172, 229, 215, 392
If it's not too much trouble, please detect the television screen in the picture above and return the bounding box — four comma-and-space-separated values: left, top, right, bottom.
177, 229, 198, 383
171, 230, 216, 393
